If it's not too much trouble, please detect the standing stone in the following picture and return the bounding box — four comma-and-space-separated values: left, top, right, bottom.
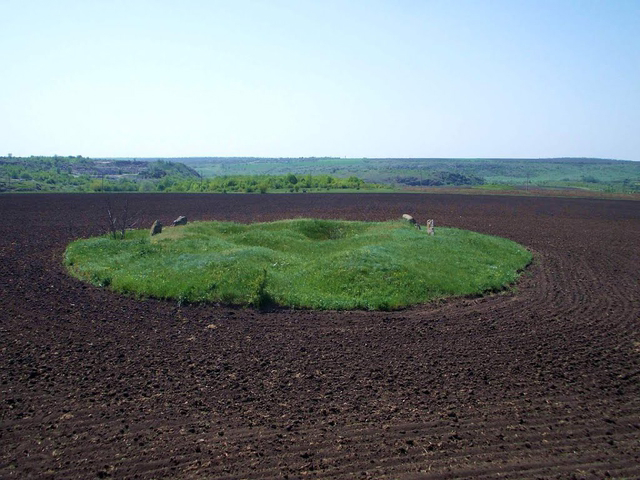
402, 213, 421, 230
426, 219, 435, 235
172, 215, 187, 226
150, 220, 162, 236
402, 213, 415, 224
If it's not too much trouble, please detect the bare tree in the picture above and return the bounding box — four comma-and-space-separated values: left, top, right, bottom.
104, 196, 140, 239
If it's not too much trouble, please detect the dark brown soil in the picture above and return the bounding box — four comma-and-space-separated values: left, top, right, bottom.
1, 193, 639, 479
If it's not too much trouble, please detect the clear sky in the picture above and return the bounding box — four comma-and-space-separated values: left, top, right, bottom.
2, 0, 639, 159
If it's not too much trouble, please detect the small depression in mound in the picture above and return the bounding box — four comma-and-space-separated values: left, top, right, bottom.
64, 218, 532, 310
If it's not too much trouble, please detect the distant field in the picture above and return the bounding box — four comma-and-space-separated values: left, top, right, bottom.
173, 157, 640, 193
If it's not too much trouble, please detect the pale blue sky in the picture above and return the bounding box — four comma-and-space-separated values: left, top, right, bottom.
1, 0, 639, 159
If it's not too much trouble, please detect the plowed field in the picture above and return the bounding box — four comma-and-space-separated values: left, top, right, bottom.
1, 193, 638, 479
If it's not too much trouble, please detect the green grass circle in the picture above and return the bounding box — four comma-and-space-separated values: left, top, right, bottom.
64, 219, 532, 310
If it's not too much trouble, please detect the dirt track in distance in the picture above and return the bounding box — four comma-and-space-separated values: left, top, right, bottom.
1, 193, 639, 479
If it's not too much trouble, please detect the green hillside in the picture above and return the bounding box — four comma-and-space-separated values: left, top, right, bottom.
175, 157, 640, 193
0, 156, 200, 193
3, 155, 638, 194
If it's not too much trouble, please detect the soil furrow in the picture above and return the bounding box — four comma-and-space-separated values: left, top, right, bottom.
1, 193, 638, 479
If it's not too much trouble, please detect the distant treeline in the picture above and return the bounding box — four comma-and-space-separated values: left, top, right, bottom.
0, 156, 380, 193
177, 156, 639, 193
395, 171, 484, 187
2, 155, 638, 194
163, 174, 383, 193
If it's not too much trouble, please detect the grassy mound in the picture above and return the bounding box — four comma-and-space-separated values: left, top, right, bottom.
64, 219, 532, 310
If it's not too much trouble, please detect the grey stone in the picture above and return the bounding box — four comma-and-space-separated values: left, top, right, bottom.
150, 220, 162, 236
172, 215, 187, 226
402, 213, 421, 230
